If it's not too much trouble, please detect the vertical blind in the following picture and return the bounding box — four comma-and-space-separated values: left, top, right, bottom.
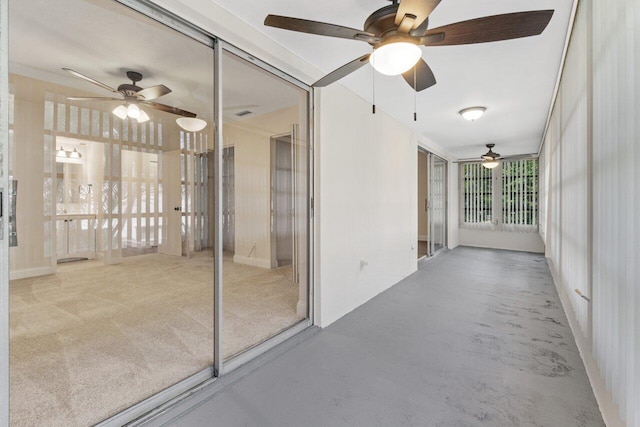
540, 0, 639, 424
462, 163, 492, 223
501, 159, 539, 226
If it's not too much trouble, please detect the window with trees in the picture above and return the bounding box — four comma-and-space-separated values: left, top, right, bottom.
461, 159, 539, 229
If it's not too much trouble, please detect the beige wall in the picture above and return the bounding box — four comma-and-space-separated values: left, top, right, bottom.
7, 73, 195, 277
223, 106, 298, 268
9, 75, 50, 277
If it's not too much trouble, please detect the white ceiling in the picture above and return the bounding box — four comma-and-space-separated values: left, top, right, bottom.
210, 0, 574, 159
9, 0, 574, 160
8, 0, 300, 124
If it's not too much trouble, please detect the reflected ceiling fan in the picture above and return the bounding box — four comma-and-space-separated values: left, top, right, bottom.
264, 0, 554, 91
456, 144, 537, 168
63, 68, 197, 123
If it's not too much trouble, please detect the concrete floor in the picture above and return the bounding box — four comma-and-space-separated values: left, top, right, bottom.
158, 247, 604, 427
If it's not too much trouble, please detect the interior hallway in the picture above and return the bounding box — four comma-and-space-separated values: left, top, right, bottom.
157, 247, 604, 427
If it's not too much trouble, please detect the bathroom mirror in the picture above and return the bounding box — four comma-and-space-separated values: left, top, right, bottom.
56, 161, 84, 205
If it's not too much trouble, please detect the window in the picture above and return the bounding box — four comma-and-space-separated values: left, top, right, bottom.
462, 163, 493, 223
461, 159, 539, 229
502, 159, 538, 226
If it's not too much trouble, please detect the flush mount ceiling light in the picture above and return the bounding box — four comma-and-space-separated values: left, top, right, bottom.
176, 117, 207, 132
112, 104, 150, 123
369, 42, 422, 76
459, 106, 487, 121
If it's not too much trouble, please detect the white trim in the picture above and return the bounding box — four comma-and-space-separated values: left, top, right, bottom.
418, 235, 428, 242
538, 0, 580, 157
547, 259, 624, 427
0, 0, 9, 423
9, 267, 54, 281
232, 255, 271, 269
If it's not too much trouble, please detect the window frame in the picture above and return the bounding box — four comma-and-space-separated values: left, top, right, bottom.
459, 159, 539, 232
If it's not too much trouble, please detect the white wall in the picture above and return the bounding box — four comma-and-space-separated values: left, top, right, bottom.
540, 0, 639, 425
315, 84, 417, 326
223, 107, 299, 268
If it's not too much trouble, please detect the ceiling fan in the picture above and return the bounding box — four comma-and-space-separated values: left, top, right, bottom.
456, 144, 537, 168
264, 0, 554, 91
63, 68, 197, 123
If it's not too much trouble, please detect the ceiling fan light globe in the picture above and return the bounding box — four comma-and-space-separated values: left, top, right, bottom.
127, 103, 141, 119
459, 106, 486, 121
176, 117, 207, 132
137, 110, 150, 124
112, 105, 128, 120
369, 42, 422, 76
482, 159, 499, 169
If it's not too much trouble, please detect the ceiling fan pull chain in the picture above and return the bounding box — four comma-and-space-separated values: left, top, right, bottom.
413, 66, 417, 121
372, 65, 376, 114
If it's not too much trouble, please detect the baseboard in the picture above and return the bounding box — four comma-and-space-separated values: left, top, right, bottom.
418, 235, 428, 242
547, 259, 625, 427
296, 299, 307, 317
232, 255, 271, 269
10, 266, 54, 280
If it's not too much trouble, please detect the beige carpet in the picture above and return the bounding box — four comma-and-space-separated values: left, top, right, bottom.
9, 252, 303, 426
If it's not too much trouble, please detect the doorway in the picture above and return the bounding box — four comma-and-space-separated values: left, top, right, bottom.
222, 146, 235, 254
417, 148, 448, 259
271, 134, 294, 268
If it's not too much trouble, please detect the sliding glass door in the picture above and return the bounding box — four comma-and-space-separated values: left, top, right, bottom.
7, 0, 215, 424
4, 1, 312, 425
220, 49, 311, 362
417, 148, 447, 259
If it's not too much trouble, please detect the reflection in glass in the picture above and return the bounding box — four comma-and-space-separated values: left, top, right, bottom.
8, 0, 214, 425
221, 51, 309, 359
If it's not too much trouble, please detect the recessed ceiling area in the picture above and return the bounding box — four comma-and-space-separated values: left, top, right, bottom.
210, 0, 575, 159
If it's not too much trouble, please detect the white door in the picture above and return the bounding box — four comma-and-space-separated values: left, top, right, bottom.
159, 150, 182, 257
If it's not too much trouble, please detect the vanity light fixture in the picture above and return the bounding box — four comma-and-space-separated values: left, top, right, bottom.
176, 117, 207, 132
56, 146, 82, 159
69, 148, 82, 159
459, 106, 486, 121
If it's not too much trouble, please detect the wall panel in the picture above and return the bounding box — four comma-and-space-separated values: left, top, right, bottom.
541, 0, 639, 424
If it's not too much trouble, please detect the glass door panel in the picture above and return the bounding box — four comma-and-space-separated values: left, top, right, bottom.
8, 0, 214, 425
221, 50, 310, 360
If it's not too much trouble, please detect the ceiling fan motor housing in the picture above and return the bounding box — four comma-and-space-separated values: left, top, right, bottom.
365, 4, 425, 44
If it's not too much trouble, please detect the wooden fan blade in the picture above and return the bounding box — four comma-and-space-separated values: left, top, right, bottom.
395, 0, 441, 29
313, 54, 371, 88
502, 153, 538, 161
265, 15, 379, 43
66, 96, 123, 101
402, 59, 436, 92
425, 10, 554, 46
136, 84, 171, 101
62, 68, 119, 94
143, 101, 196, 118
